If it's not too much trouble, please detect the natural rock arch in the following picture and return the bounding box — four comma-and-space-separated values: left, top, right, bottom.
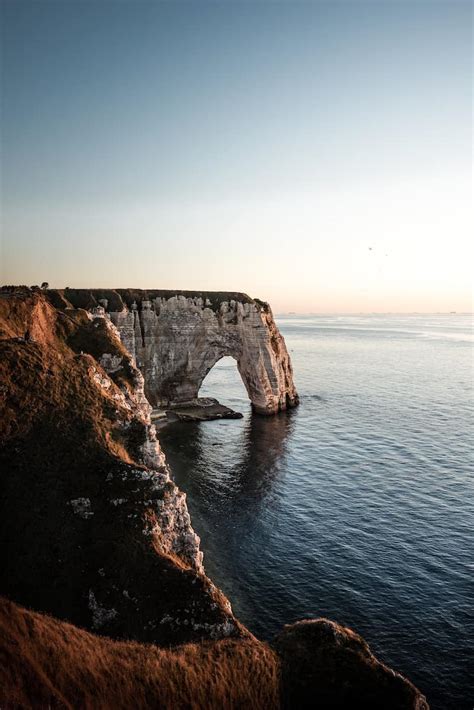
55, 289, 299, 415
198, 355, 249, 402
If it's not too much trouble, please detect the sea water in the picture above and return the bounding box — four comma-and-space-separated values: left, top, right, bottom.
158, 314, 474, 709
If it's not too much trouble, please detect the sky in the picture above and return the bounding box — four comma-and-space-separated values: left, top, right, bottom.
1, 0, 472, 313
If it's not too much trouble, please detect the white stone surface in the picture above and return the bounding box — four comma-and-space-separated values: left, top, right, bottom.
108, 296, 299, 414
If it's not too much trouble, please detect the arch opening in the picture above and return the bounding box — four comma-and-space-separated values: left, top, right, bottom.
198, 356, 249, 412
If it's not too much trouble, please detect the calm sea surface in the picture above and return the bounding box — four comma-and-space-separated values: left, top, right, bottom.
159, 314, 474, 709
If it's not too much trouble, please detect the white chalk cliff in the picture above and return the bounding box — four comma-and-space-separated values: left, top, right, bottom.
81, 290, 299, 415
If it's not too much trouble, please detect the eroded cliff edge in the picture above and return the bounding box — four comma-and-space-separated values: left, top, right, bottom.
48, 288, 299, 415
0, 289, 239, 644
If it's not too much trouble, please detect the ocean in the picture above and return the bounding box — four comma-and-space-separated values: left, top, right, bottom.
158, 314, 474, 709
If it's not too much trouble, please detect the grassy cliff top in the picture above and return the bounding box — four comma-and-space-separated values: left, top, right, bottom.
47, 289, 265, 312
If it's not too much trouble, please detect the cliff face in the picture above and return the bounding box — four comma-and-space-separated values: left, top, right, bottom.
51, 289, 299, 415
0, 290, 240, 644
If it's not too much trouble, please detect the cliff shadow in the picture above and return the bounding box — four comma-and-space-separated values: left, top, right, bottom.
159, 406, 297, 515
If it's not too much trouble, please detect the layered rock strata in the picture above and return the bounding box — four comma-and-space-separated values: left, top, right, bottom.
49, 289, 299, 415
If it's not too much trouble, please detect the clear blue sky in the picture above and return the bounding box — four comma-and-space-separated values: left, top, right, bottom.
1, 0, 472, 312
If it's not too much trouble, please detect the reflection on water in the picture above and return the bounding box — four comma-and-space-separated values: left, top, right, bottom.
223, 410, 296, 498
159, 408, 295, 606
159, 316, 474, 710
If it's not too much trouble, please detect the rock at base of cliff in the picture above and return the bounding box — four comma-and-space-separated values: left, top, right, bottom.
274, 619, 429, 709
152, 398, 244, 425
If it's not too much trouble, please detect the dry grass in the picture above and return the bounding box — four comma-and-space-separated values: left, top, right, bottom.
0, 291, 136, 455
0, 597, 280, 710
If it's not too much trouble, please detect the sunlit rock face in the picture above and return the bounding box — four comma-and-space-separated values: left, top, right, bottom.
60, 290, 299, 415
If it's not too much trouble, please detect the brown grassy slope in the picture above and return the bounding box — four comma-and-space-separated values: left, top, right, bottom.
0, 291, 241, 644
0, 596, 280, 710
0, 291, 133, 449
0, 597, 429, 710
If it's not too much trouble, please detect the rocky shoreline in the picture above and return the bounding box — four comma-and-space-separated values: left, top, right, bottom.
152, 397, 243, 427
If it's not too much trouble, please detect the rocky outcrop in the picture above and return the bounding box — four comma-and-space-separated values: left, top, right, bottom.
275, 619, 429, 709
0, 290, 240, 645
50, 289, 299, 415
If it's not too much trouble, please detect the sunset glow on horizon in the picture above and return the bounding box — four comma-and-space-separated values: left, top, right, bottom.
1, 0, 472, 313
